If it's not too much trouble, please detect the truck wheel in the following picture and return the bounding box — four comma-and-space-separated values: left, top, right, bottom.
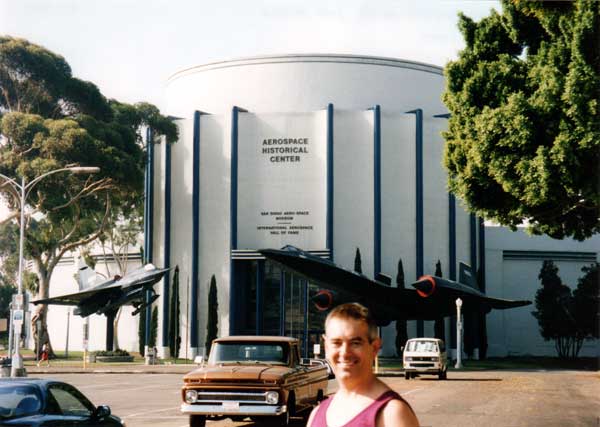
439, 369, 447, 380
189, 415, 206, 427
405, 372, 410, 380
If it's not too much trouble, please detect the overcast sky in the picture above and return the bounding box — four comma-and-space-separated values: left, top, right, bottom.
0, 0, 500, 112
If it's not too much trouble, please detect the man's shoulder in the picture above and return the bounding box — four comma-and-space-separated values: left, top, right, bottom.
379, 395, 419, 427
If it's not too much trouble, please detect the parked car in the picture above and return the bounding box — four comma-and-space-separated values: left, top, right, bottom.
403, 338, 448, 380
181, 336, 328, 427
0, 378, 125, 426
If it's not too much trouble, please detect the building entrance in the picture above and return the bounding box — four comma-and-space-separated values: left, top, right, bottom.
231, 259, 327, 358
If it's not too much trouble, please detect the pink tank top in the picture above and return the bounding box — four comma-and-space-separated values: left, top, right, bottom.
311, 390, 412, 427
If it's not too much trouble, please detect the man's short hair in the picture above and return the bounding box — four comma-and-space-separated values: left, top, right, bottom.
325, 303, 379, 342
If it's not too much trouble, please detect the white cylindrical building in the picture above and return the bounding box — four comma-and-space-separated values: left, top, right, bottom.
151, 54, 479, 359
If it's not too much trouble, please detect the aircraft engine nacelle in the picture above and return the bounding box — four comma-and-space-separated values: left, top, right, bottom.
413, 275, 437, 298
312, 289, 335, 311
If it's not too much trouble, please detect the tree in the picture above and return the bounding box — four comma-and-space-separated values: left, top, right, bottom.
149, 306, 158, 348
395, 258, 408, 357
205, 275, 218, 356
85, 213, 143, 351
354, 248, 362, 274
443, 1, 600, 240
572, 263, 599, 344
0, 36, 178, 353
0, 284, 16, 344
138, 305, 146, 356
169, 266, 181, 359
532, 260, 577, 358
433, 260, 445, 341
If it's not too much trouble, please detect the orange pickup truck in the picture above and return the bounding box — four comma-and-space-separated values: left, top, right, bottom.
181, 336, 329, 427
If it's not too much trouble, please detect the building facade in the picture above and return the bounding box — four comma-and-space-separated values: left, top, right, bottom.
39, 54, 599, 358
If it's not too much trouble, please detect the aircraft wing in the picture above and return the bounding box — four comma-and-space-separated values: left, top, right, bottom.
259, 246, 531, 322
32, 264, 170, 311
258, 246, 425, 322
32, 280, 122, 306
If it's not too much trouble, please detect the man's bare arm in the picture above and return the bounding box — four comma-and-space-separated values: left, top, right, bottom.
377, 399, 420, 427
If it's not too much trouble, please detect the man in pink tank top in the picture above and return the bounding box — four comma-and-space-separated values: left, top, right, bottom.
307, 303, 420, 427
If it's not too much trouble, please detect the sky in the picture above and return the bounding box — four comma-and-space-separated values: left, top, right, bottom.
0, 0, 500, 112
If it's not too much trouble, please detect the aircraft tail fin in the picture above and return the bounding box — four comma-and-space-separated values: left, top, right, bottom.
459, 262, 478, 289
76, 257, 97, 290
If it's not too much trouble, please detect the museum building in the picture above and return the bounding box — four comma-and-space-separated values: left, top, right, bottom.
42, 54, 600, 359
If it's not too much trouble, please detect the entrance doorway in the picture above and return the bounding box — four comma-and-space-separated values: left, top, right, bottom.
231, 259, 327, 358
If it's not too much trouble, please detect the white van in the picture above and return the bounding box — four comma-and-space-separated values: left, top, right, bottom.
403, 338, 447, 380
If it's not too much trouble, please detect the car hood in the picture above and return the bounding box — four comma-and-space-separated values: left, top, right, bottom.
184, 364, 293, 382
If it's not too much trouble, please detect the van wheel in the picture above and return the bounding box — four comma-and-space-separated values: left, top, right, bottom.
189, 415, 206, 427
439, 369, 447, 380
405, 372, 410, 380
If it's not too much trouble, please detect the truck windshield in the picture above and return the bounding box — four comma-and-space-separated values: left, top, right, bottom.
407, 341, 438, 353
209, 342, 289, 365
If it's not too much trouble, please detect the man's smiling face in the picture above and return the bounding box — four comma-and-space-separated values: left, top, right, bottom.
324, 316, 380, 385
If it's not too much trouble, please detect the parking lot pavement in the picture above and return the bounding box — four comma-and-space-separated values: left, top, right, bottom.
35, 370, 599, 427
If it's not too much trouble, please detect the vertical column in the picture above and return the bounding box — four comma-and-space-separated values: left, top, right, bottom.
478, 218, 487, 358
435, 113, 454, 348
229, 106, 241, 335
449, 192, 457, 350
478, 218, 485, 292
326, 104, 334, 260
303, 279, 309, 358
190, 111, 201, 356
161, 140, 172, 354
144, 127, 155, 351
279, 270, 286, 336
373, 105, 381, 276
256, 260, 265, 335
468, 213, 479, 357
408, 109, 424, 337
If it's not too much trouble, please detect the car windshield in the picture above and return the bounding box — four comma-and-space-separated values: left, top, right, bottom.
0, 385, 42, 420
209, 342, 289, 365
407, 341, 439, 353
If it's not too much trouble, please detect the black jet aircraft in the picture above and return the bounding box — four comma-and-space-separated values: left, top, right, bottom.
259, 246, 531, 326
33, 263, 170, 317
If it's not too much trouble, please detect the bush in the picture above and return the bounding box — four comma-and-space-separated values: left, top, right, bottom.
94, 349, 131, 357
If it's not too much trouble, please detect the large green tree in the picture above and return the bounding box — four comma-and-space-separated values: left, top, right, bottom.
0, 36, 177, 352
443, 1, 599, 240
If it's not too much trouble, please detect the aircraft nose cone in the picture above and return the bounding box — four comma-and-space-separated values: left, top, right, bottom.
413, 276, 436, 298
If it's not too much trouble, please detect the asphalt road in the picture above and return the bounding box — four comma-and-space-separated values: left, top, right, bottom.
36, 370, 599, 427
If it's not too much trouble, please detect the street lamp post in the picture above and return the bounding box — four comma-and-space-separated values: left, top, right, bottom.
455, 297, 463, 369
0, 166, 100, 377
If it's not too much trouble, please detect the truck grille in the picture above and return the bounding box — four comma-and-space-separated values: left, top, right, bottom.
195, 390, 273, 404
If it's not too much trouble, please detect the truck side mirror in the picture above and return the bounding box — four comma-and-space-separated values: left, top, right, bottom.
194, 355, 205, 366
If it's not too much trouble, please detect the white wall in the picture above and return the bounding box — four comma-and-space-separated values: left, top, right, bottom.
485, 226, 600, 357
167, 55, 446, 117
40, 254, 142, 353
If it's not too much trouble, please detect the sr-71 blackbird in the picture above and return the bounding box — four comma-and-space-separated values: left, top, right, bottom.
32, 263, 170, 317
259, 246, 531, 326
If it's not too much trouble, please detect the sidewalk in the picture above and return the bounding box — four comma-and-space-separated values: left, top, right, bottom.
22, 361, 200, 375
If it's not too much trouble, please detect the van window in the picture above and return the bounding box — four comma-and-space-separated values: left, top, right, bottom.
407, 341, 438, 353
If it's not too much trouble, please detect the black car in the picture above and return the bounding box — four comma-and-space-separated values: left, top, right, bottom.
0, 378, 125, 426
